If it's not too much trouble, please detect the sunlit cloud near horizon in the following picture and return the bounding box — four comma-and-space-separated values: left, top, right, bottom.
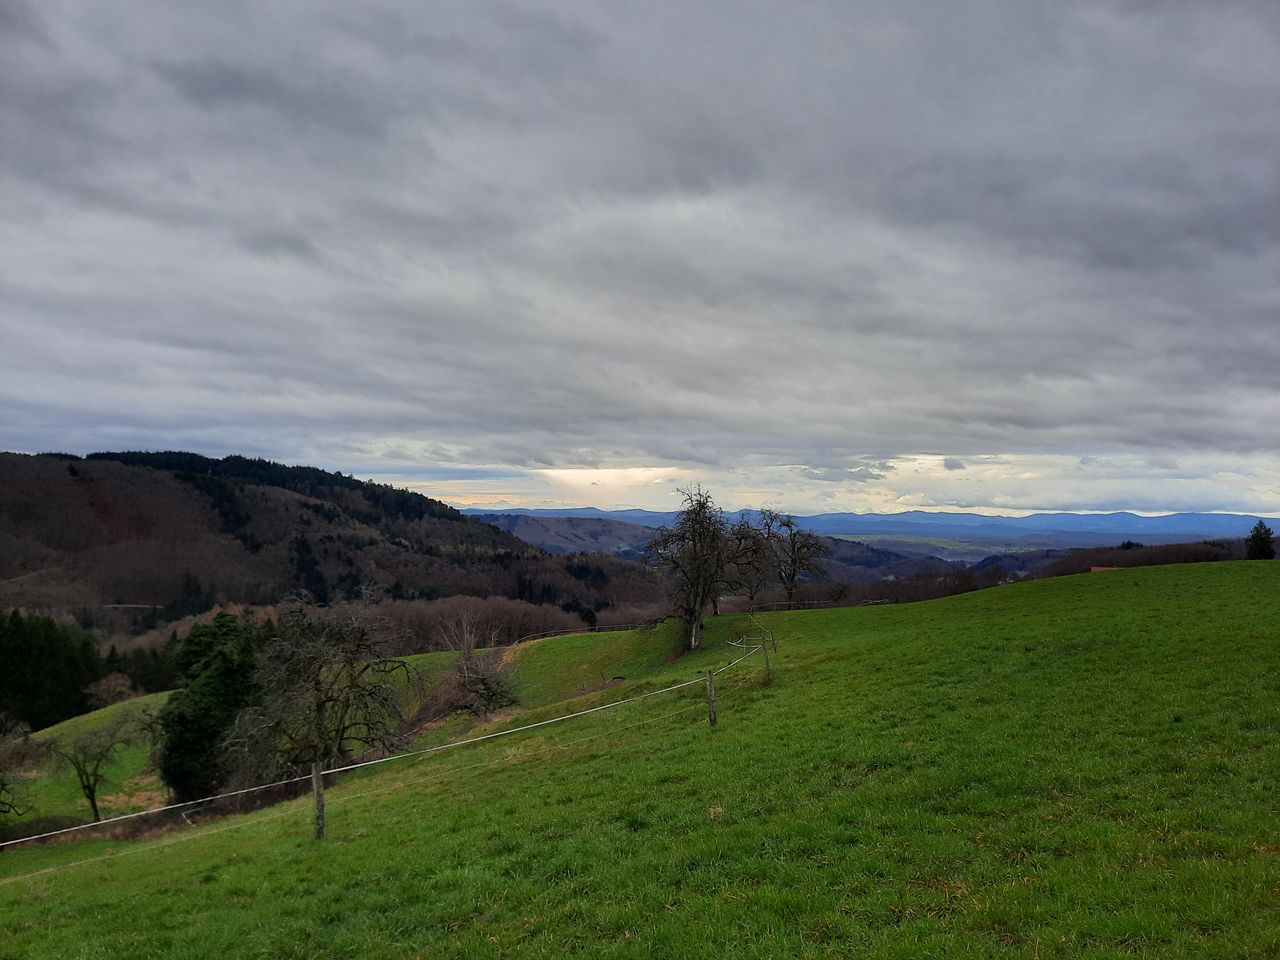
367, 453, 1280, 518
2, 2, 1277, 517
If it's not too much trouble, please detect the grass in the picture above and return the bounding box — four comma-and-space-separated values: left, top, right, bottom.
13, 693, 173, 825
505, 622, 688, 708
1, 562, 1278, 958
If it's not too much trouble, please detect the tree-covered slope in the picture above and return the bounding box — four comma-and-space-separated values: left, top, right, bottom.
0, 452, 658, 630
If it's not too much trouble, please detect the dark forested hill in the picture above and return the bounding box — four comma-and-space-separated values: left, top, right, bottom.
0, 452, 657, 632
818, 537, 957, 584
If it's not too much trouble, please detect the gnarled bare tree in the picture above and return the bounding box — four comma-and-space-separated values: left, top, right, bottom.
224, 606, 411, 784
760, 509, 833, 604
1, 713, 40, 820
49, 713, 136, 822
437, 613, 518, 717
645, 485, 730, 650
724, 517, 773, 606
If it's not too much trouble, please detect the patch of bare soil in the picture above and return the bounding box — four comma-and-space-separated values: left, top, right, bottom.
499, 636, 548, 666
102, 774, 168, 812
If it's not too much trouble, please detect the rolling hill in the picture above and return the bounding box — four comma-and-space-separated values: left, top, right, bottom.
473, 513, 654, 560
3, 562, 1276, 957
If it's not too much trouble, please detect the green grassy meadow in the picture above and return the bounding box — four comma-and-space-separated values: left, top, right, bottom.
17, 692, 172, 825
2, 562, 1277, 958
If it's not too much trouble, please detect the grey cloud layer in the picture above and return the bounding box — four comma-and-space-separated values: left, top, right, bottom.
2, 0, 1277, 508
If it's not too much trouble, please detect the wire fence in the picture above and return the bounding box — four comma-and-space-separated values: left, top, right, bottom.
506, 622, 657, 646
0, 701, 709, 889
748, 599, 836, 613
0, 615, 773, 862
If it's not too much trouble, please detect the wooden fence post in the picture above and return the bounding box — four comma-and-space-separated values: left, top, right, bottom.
312, 762, 325, 840
706, 670, 717, 727
763, 641, 772, 684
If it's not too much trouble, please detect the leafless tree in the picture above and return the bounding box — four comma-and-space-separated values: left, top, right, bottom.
49, 714, 136, 822
0, 713, 40, 819
132, 703, 166, 773
436, 613, 519, 716
723, 518, 773, 606
760, 509, 833, 604
224, 605, 412, 783
645, 485, 731, 650
86, 672, 137, 710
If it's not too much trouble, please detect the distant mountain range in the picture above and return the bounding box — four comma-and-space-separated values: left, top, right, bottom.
464, 506, 1268, 561
474, 513, 959, 583
463, 505, 1267, 537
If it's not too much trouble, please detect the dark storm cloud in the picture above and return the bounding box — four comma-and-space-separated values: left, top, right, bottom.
152, 59, 392, 139
0, 0, 51, 48
235, 228, 322, 261
2, 1, 1278, 512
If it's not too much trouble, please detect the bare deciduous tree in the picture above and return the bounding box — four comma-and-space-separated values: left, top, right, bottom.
437, 613, 519, 717
50, 714, 136, 822
133, 704, 166, 773
645, 485, 730, 650
724, 518, 773, 606
85, 672, 137, 710
760, 509, 833, 603
1, 713, 40, 819
224, 606, 412, 783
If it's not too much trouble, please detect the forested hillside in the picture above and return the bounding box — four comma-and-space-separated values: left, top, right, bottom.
0, 452, 658, 635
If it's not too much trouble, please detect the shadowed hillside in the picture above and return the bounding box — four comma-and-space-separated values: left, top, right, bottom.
0, 453, 658, 635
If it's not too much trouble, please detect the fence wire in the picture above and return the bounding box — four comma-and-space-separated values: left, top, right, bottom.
1, 617, 773, 857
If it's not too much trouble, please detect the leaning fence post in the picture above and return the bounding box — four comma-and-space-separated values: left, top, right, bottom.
763, 641, 772, 684
706, 670, 717, 726
312, 762, 326, 840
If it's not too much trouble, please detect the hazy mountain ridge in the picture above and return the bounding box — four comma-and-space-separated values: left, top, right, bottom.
471, 512, 960, 584
464, 506, 1267, 549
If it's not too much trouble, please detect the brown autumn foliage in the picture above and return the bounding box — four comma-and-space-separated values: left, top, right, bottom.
347, 595, 584, 655
85, 672, 137, 709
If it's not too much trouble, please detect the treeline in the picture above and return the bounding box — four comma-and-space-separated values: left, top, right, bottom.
1031, 539, 1246, 578
84, 451, 462, 523
0, 611, 178, 730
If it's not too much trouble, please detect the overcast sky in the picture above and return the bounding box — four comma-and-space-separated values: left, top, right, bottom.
2, 1, 1277, 515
